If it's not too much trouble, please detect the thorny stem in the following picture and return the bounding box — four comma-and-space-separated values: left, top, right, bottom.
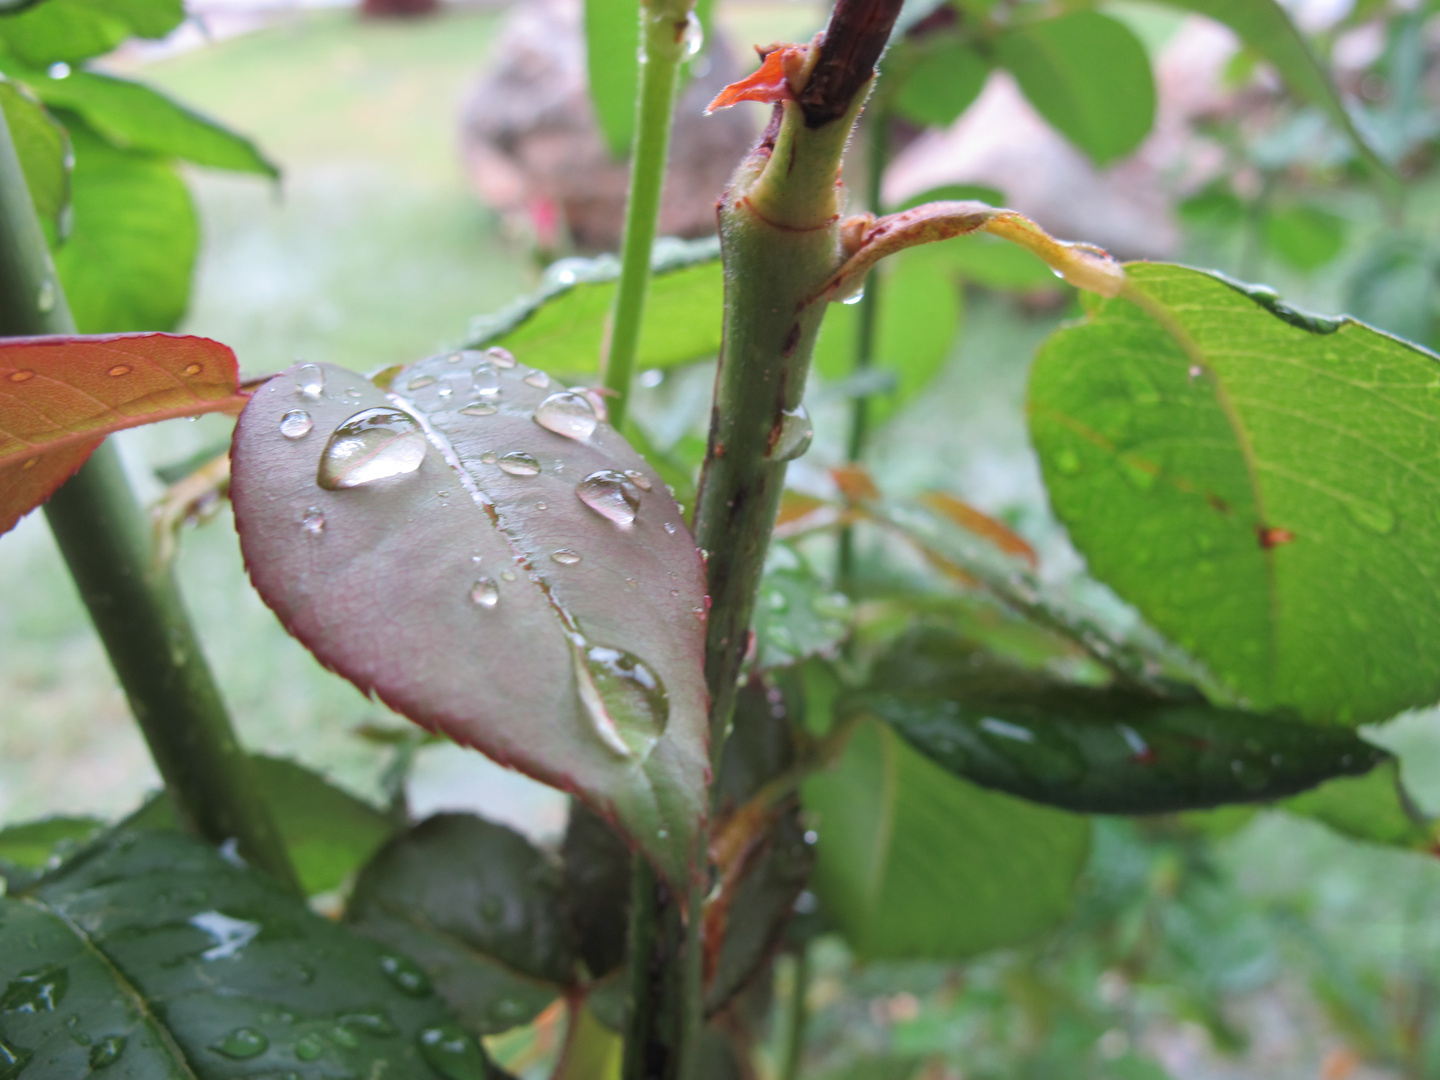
604, 0, 699, 429
0, 108, 300, 893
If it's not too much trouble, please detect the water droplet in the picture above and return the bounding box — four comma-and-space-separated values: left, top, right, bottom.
0, 1035, 32, 1074
0, 966, 68, 1012
576, 469, 641, 526
339, 1011, 396, 1037
551, 549, 582, 565
302, 508, 325, 536
317, 408, 427, 489
487, 346, 517, 368
470, 577, 499, 608
640, 368, 663, 388
417, 1025, 487, 1080
498, 451, 540, 477
657, 828, 669, 840
88, 1035, 125, 1069
47, 60, 70, 78
1346, 498, 1396, 534
460, 400, 498, 416
472, 363, 501, 397
624, 468, 652, 491
279, 409, 313, 439
681, 10, 704, 56
574, 642, 668, 758
294, 1034, 325, 1061
189, 911, 260, 961
479, 450, 498, 464
210, 1027, 268, 1060
328, 1026, 359, 1049
523, 369, 550, 388
36, 279, 54, 312
535, 501, 547, 510
769, 405, 813, 462
842, 287, 865, 305
296, 363, 325, 399
8, 369, 33, 382
183, 362, 202, 376
107, 364, 131, 377
534, 391, 598, 440
1188, 364, 1204, 380
379, 954, 432, 997
406, 374, 436, 391
501, 570, 516, 581
663, 522, 678, 535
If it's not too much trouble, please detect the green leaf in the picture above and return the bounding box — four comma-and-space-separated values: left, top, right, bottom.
0, 0, 183, 64
996, 11, 1155, 165
0, 829, 493, 1079
0, 816, 101, 888
231, 356, 709, 886
583, 0, 639, 159
803, 719, 1089, 960
560, 803, 632, 980
467, 238, 722, 377
892, 40, 990, 128
1281, 758, 1434, 849
17, 66, 277, 176
751, 546, 853, 671
52, 117, 196, 332
347, 814, 573, 1034
1262, 203, 1346, 271
861, 627, 1391, 815
1029, 263, 1440, 725
0, 78, 68, 234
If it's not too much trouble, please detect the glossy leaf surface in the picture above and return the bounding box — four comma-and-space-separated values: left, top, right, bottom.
862, 629, 1389, 814
0, 79, 68, 232
0, 829, 492, 1079
53, 120, 198, 333
996, 11, 1155, 166
0, 332, 243, 535
18, 66, 277, 176
348, 814, 572, 1034
467, 239, 722, 376
803, 720, 1089, 960
230, 356, 708, 885
1029, 263, 1440, 724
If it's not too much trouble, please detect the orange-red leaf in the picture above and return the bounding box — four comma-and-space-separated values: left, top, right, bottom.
920, 491, 1038, 567
706, 45, 807, 113
0, 333, 244, 535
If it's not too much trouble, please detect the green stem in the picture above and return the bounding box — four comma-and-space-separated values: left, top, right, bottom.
604, 0, 698, 429
780, 945, 811, 1080
0, 108, 299, 893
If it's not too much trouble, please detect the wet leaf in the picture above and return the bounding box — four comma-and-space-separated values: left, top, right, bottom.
0, 331, 243, 536
804, 719, 1089, 960
0, 78, 69, 234
751, 547, 853, 671
0, 829, 493, 1079
466, 239, 722, 377
1029, 263, 1440, 724
347, 814, 574, 1036
862, 627, 1391, 815
0, 816, 101, 890
230, 355, 708, 886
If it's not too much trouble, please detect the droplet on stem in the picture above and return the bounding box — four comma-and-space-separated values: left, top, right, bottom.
316, 407, 427, 489
768, 404, 813, 461
681, 10, 704, 56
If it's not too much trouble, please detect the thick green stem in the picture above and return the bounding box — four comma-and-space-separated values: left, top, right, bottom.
604, 0, 698, 429
0, 108, 299, 892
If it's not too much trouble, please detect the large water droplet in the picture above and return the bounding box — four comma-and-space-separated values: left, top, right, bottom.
576, 469, 641, 526
317, 408, 427, 490
487, 346, 517, 369
460, 401, 497, 417
418, 1026, 487, 1080
681, 10, 704, 56
498, 451, 540, 477
88, 1035, 125, 1070
406, 374, 437, 391
534, 391, 598, 440
550, 549, 582, 565
769, 405, 813, 462
574, 642, 668, 758
470, 577, 499, 608
523, 370, 550, 389
0, 966, 68, 1012
379, 954, 432, 997
210, 1028, 268, 1060
296, 363, 325, 399
279, 409, 313, 440
841, 287, 865, 305
472, 363, 501, 397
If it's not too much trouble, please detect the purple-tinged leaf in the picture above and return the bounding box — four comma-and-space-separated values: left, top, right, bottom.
230, 352, 709, 886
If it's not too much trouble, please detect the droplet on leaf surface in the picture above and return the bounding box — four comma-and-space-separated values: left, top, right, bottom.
523, 370, 550, 388
472, 364, 501, 397
317, 408, 427, 490
470, 577, 499, 608
210, 1028, 268, 1060
417, 1025, 486, 1080
107, 364, 131, 377
88, 1035, 125, 1069
498, 451, 541, 477
533, 391, 598, 440
460, 401, 497, 417
296, 363, 325, 399
551, 549, 582, 565
378, 954, 432, 997
279, 410, 313, 440
576, 469, 641, 526
302, 509, 325, 536
574, 641, 668, 758
487, 346, 517, 368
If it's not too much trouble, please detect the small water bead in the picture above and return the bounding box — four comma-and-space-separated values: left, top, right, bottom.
460, 401, 498, 417
8, 369, 33, 382
574, 642, 669, 758
487, 346, 517, 368
296, 363, 325, 399
293, 1035, 325, 1062
210, 1028, 268, 1060
663, 522, 678, 535
498, 451, 541, 477
37, 279, 55, 313
378, 954, 432, 997
523, 370, 550, 389
623, 469, 652, 491
533, 390, 598, 440
417, 1025, 487, 1080
406, 374, 437, 391
346, 388, 363, 398
551, 549, 582, 565
479, 450, 498, 464
107, 364, 131, 377
500, 570, 516, 582
88, 1035, 126, 1070
470, 577, 499, 608
576, 469, 641, 527
472, 363, 502, 397
302, 509, 325, 536
317, 408, 427, 489
279, 409, 313, 439
769, 404, 813, 462
536, 502, 547, 510
0, 966, 68, 1011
